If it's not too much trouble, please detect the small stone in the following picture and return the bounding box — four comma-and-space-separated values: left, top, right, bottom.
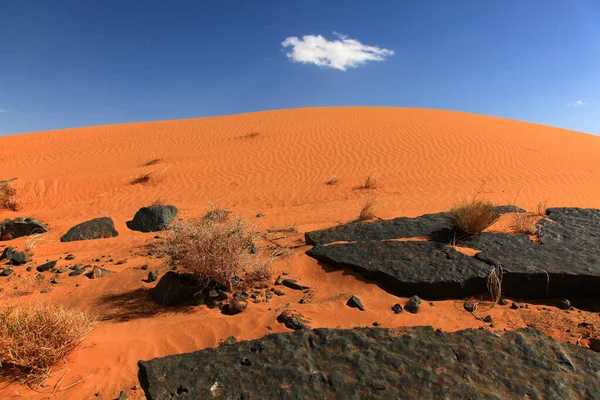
69, 269, 84, 277
274, 290, 285, 296
89, 266, 114, 279
255, 283, 269, 289
256, 213, 265, 218
65, 254, 75, 261
51, 277, 61, 284
146, 272, 158, 282
483, 315, 493, 323
26, 266, 32, 271
498, 299, 508, 306
391, 304, 403, 314
37, 260, 58, 272
249, 245, 259, 254
75, 283, 80, 287
511, 302, 520, 309
118, 391, 129, 400
589, 338, 600, 352
346, 296, 365, 311
558, 299, 571, 310
282, 279, 309, 290
141, 264, 149, 270
221, 298, 248, 315
464, 301, 476, 313
277, 310, 310, 330
429, 302, 435, 307
40, 287, 53, 294
0, 269, 14, 276
405, 295, 421, 314
372, 322, 380, 327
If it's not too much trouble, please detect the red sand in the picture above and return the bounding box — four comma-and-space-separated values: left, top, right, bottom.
1, 107, 599, 399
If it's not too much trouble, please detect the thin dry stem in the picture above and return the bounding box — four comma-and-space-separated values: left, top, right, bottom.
357, 198, 378, 221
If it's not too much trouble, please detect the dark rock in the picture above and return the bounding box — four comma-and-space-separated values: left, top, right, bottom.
146, 272, 158, 283
372, 322, 380, 327
511, 302, 520, 309
249, 245, 259, 254
558, 299, 571, 310
221, 298, 247, 315
463, 301, 476, 313
69, 268, 84, 277
0, 217, 48, 241
40, 287, 52, 294
118, 391, 128, 400
65, 254, 75, 261
126, 205, 178, 233
276, 310, 310, 330
498, 299, 508, 306
429, 301, 435, 307
256, 213, 265, 218
151, 271, 197, 306
0, 269, 13, 276
0, 246, 14, 260
141, 264, 149, 270
590, 338, 600, 352
138, 327, 600, 399
392, 304, 403, 314
3, 248, 29, 266
115, 259, 127, 265
26, 266, 32, 271
60, 217, 118, 242
495, 205, 527, 214
87, 266, 114, 279
282, 279, 309, 290
483, 315, 493, 323
37, 260, 58, 272
274, 289, 285, 296
346, 295, 365, 311
405, 295, 421, 314
219, 336, 237, 347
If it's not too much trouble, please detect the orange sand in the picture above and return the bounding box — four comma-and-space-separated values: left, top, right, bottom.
1, 107, 599, 399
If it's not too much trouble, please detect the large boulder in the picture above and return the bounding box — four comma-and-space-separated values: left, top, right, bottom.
126, 205, 178, 233
0, 217, 48, 241
138, 327, 600, 399
151, 271, 197, 306
60, 217, 118, 242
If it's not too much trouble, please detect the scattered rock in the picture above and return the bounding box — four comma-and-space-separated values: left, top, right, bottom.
429, 301, 435, 307
26, 266, 32, 271
256, 213, 265, 218
60, 217, 119, 242
590, 338, 600, 352
511, 302, 520, 310
141, 264, 149, 270
346, 296, 365, 311
145, 271, 158, 283
88, 266, 114, 279
37, 260, 58, 272
372, 322, 380, 327
558, 299, 571, 310
276, 310, 310, 330
221, 298, 248, 315
118, 391, 128, 400
126, 205, 178, 233
483, 315, 493, 323
115, 259, 127, 265
0, 269, 13, 276
464, 301, 476, 313
40, 287, 53, 294
498, 299, 508, 306
0, 217, 49, 241
405, 295, 421, 314
391, 304, 403, 314
274, 289, 285, 296
65, 254, 75, 261
4, 248, 29, 265
0, 246, 13, 260
282, 279, 309, 290
151, 271, 197, 306
219, 336, 237, 347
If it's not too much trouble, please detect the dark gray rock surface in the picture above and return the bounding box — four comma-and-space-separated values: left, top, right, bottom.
0, 217, 48, 240
36, 260, 58, 272
60, 217, 118, 242
151, 271, 196, 306
138, 326, 600, 400
126, 205, 178, 233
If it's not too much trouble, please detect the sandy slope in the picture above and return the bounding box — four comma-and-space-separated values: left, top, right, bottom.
1, 107, 599, 399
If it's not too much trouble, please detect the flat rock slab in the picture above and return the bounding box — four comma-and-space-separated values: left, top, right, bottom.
306, 207, 600, 299
138, 326, 600, 399
60, 217, 118, 242
304, 205, 524, 246
307, 241, 489, 298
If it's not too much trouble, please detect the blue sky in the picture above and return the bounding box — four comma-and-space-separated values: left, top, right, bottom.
1, 0, 599, 135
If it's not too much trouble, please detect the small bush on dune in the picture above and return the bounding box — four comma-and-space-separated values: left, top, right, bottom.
131, 171, 153, 185
359, 171, 378, 190
448, 200, 500, 235
357, 198, 378, 221
0, 181, 19, 211
0, 302, 96, 385
511, 213, 538, 235
160, 214, 265, 291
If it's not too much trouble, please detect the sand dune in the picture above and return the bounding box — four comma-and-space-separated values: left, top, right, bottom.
1, 107, 599, 398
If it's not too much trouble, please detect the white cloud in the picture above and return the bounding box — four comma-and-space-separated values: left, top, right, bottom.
0, 109, 7, 113
281, 32, 394, 71
566, 100, 587, 107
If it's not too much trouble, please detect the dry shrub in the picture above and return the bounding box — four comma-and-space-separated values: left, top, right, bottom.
487, 264, 503, 304
131, 171, 153, 185
511, 213, 538, 235
203, 208, 232, 223
0, 302, 96, 385
152, 197, 167, 206
0, 181, 18, 211
239, 131, 260, 139
161, 214, 266, 290
536, 200, 547, 216
357, 198, 378, 221
360, 171, 378, 190
448, 200, 500, 235
325, 176, 339, 186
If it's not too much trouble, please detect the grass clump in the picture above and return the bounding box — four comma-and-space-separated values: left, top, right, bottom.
359, 171, 378, 190
0, 302, 96, 385
325, 176, 339, 186
0, 181, 19, 211
357, 198, 378, 221
511, 213, 538, 235
160, 213, 266, 291
130, 171, 153, 185
536, 200, 548, 217
448, 200, 500, 235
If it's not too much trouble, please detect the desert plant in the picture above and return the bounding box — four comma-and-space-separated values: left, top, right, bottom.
239, 131, 260, 139
357, 198, 378, 221
487, 264, 503, 304
143, 158, 162, 166
2, 196, 20, 211
0, 302, 96, 385
359, 171, 378, 189
325, 176, 339, 186
447, 200, 500, 235
536, 200, 548, 217
0, 181, 18, 211
160, 214, 264, 290
511, 213, 538, 235
130, 171, 153, 185
203, 208, 232, 223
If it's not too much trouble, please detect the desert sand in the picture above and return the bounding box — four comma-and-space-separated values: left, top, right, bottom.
1, 107, 599, 399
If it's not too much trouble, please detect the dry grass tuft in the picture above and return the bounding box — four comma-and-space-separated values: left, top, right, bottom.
131, 171, 153, 185
151, 197, 167, 206
160, 214, 266, 291
359, 171, 378, 190
325, 176, 339, 186
448, 200, 500, 235
511, 213, 538, 235
0, 302, 96, 385
202, 208, 232, 223
0, 181, 19, 211
239, 131, 260, 139
143, 158, 162, 166
486, 264, 503, 304
536, 200, 548, 217
357, 198, 378, 221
